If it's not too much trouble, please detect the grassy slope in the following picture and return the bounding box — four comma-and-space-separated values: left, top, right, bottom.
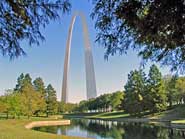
64, 105, 185, 123
0, 117, 88, 139
64, 111, 130, 120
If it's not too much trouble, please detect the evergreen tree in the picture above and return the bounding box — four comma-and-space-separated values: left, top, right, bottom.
146, 65, 167, 112
124, 70, 146, 115
20, 74, 36, 118
164, 75, 178, 107
33, 77, 47, 116
33, 77, 45, 95
175, 77, 185, 104
14, 73, 25, 91
45, 84, 57, 116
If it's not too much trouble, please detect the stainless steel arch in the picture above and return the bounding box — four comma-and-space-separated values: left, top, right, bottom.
61, 13, 97, 103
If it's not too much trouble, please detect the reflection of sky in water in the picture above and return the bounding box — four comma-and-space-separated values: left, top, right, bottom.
33, 119, 185, 139
57, 125, 112, 139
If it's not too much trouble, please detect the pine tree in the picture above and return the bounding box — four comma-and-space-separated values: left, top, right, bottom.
124, 70, 146, 115
164, 75, 178, 107
20, 74, 36, 118
14, 73, 25, 91
33, 77, 47, 116
175, 77, 185, 104
45, 84, 57, 116
146, 65, 167, 112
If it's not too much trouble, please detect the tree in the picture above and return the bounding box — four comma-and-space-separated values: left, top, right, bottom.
175, 77, 185, 104
163, 74, 178, 107
98, 94, 111, 112
77, 100, 89, 112
20, 74, 37, 118
58, 102, 77, 113
14, 73, 25, 91
123, 70, 146, 115
33, 77, 47, 116
110, 91, 124, 111
91, 0, 185, 72
146, 65, 167, 112
5, 92, 23, 119
0, 90, 23, 119
0, 0, 71, 59
45, 84, 57, 116
0, 96, 9, 118
33, 77, 45, 95
87, 98, 97, 112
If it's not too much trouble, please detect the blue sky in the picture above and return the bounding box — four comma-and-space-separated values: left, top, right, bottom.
0, 0, 171, 103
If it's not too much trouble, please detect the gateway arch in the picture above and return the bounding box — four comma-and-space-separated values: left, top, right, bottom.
61, 13, 97, 103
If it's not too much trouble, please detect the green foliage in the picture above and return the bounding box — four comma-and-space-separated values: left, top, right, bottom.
58, 101, 77, 113
77, 100, 89, 112
123, 70, 146, 115
0, 90, 23, 118
91, 0, 185, 72
110, 91, 124, 111
123, 65, 168, 115
33, 77, 46, 95
19, 74, 40, 118
175, 77, 185, 103
0, 73, 59, 118
33, 77, 47, 115
0, 0, 71, 59
146, 65, 167, 112
75, 91, 125, 112
14, 73, 24, 91
45, 84, 58, 116
163, 75, 179, 107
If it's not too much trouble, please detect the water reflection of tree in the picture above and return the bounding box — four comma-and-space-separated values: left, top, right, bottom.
34, 119, 185, 139
71, 119, 124, 139
71, 119, 184, 139
122, 123, 183, 139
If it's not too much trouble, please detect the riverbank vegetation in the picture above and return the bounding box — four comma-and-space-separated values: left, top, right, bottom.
66, 65, 185, 118
0, 73, 58, 119
1, 64, 185, 120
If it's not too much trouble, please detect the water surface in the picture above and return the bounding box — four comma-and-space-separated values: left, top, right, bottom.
33, 119, 185, 139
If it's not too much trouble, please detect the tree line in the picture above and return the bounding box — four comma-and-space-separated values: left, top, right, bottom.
123, 64, 185, 116
72, 64, 185, 116
1, 65, 185, 117
74, 91, 124, 113
0, 73, 58, 118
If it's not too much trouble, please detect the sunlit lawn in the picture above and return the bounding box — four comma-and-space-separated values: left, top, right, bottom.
0, 116, 88, 139
64, 105, 185, 124
171, 120, 185, 124
90, 111, 130, 119
64, 111, 130, 120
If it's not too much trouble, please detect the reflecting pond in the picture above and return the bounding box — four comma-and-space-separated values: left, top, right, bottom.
33, 119, 185, 139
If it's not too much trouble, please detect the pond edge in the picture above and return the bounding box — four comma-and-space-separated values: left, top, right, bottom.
25, 120, 71, 129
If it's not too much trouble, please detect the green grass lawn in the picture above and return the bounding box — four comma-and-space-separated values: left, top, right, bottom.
64, 105, 185, 124
171, 120, 185, 124
64, 111, 130, 120
0, 117, 88, 139
89, 111, 130, 119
